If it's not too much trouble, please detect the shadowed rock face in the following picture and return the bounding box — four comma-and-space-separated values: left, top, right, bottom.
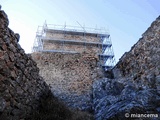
0, 7, 50, 119
93, 16, 160, 120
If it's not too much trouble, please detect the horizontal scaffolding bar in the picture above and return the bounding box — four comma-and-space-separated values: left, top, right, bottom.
45, 29, 110, 37
32, 23, 116, 70
40, 50, 78, 54
42, 38, 112, 47
102, 65, 113, 69
43, 23, 109, 36
99, 54, 114, 58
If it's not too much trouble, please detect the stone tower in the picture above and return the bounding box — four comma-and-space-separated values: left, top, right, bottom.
32, 22, 115, 111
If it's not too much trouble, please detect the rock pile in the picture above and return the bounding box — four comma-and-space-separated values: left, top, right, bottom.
0, 7, 50, 119
93, 16, 160, 119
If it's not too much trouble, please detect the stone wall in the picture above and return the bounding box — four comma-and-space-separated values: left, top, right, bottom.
93, 16, 160, 119
43, 30, 102, 54
113, 16, 160, 89
46, 31, 101, 42
43, 41, 102, 54
0, 8, 50, 119
32, 52, 104, 111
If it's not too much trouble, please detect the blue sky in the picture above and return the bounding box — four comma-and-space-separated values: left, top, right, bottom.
1, 0, 160, 62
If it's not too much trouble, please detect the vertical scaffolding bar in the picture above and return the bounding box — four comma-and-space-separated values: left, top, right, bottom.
32, 23, 116, 70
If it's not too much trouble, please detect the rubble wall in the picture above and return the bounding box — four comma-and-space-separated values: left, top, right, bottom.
0, 9, 50, 119
93, 16, 160, 120
43, 41, 101, 54
43, 32, 102, 54
46, 32, 101, 42
32, 52, 104, 111
113, 16, 160, 89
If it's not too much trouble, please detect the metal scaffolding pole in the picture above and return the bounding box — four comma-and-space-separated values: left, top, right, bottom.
32, 23, 116, 70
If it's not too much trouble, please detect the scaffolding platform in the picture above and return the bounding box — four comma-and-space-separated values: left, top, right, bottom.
45, 29, 110, 37
99, 54, 114, 58
32, 22, 116, 70
40, 50, 78, 54
42, 38, 112, 47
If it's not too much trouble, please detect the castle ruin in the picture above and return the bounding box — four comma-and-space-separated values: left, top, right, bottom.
31, 22, 115, 110
32, 22, 115, 70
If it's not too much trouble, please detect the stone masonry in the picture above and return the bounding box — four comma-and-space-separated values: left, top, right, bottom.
43, 41, 101, 55
46, 31, 101, 43
113, 16, 160, 89
32, 26, 109, 112
93, 16, 160, 119
32, 52, 104, 111
43, 30, 103, 54
0, 8, 50, 119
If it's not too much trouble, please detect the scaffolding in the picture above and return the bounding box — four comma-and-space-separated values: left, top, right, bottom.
32, 22, 116, 70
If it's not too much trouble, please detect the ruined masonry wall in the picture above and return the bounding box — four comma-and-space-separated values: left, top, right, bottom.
32, 52, 104, 111
93, 16, 160, 120
43, 41, 101, 54
44, 32, 102, 54
46, 32, 100, 42
0, 9, 50, 119
113, 16, 160, 89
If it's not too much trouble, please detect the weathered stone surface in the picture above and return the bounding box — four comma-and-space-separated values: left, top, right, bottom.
93, 78, 160, 120
0, 97, 6, 112
0, 8, 50, 119
93, 16, 160, 120
32, 52, 104, 111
